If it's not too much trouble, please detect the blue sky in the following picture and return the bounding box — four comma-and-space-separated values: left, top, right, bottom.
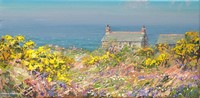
0, 0, 199, 25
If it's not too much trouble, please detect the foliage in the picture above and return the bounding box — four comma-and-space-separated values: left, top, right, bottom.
137, 47, 154, 58
170, 85, 200, 98
143, 58, 159, 68
115, 46, 132, 62
0, 35, 24, 61
81, 46, 136, 68
0, 35, 74, 83
142, 32, 199, 68
156, 43, 170, 53
0, 31, 199, 97
0, 62, 27, 97
173, 32, 199, 68
143, 53, 169, 68
185, 31, 200, 44
156, 53, 169, 66
82, 51, 117, 67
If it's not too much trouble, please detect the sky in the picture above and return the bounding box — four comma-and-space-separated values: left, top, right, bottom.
0, 0, 199, 26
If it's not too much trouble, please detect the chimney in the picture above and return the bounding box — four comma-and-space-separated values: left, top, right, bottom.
106, 25, 111, 35
141, 25, 146, 33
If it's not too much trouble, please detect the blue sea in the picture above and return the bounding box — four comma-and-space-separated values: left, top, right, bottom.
0, 23, 199, 51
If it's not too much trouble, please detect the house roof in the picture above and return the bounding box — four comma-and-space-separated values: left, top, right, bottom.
101, 31, 144, 42
156, 34, 185, 45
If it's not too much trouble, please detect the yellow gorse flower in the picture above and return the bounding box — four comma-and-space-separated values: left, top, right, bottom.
15, 35, 25, 42
23, 40, 35, 48
3, 35, 12, 40
82, 51, 116, 66
0, 35, 73, 84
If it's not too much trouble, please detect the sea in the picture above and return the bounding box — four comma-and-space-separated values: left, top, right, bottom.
0, 24, 199, 51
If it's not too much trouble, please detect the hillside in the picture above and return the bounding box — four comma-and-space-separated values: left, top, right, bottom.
0, 32, 199, 97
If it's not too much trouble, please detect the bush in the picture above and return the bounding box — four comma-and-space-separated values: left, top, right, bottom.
0, 35, 74, 83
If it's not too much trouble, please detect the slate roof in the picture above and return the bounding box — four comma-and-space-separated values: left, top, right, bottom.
156, 34, 185, 45
101, 31, 144, 42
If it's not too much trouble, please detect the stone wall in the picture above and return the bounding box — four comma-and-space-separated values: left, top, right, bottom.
102, 41, 142, 49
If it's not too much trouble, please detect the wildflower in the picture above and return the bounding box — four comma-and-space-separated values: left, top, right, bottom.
126, 91, 132, 97
193, 76, 199, 81
177, 84, 185, 91
40, 92, 45, 96
48, 90, 55, 97
187, 83, 192, 88
179, 77, 184, 81
138, 76, 145, 80
148, 88, 154, 92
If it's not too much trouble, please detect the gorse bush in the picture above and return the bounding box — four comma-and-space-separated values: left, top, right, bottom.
0, 35, 74, 83
143, 53, 169, 68
81, 31, 199, 69
0, 31, 199, 97
139, 31, 199, 69
82, 46, 136, 67
137, 47, 154, 58
173, 32, 199, 69
82, 51, 116, 66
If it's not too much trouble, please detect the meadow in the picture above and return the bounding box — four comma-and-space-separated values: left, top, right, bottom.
0, 31, 199, 97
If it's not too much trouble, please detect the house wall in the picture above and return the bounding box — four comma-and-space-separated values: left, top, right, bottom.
102, 41, 118, 48
132, 42, 142, 47
102, 33, 148, 49
102, 41, 109, 48
102, 41, 142, 49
